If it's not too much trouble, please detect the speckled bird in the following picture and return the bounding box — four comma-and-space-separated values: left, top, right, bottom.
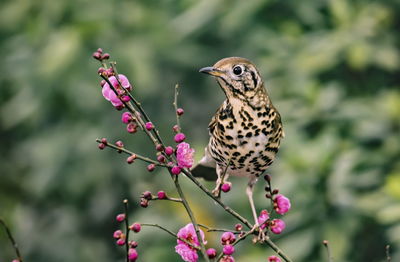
192, 57, 284, 224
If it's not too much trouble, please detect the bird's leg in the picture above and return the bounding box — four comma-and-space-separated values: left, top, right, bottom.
212, 165, 230, 197
246, 177, 266, 242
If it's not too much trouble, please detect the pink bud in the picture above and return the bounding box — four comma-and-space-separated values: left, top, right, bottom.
164, 146, 174, 155
92, 52, 101, 60
221, 232, 236, 245
116, 213, 126, 222
157, 191, 167, 199
100, 80, 106, 87
172, 124, 180, 133
113, 230, 123, 239
127, 123, 137, 133
101, 138, 108, 144
116, 238, 125, 246
174, 133, 186, 143
234, 224, 242, 231
127, 155, 136, 164
157, 154, 165, 163
264, 174, 271, 182
130, 223, 141, 233
142, 191, 152, 200
130, 241, 138, 248
98, 143, 106, 150
221, 183, 231, 193
121, 95, 130, 102
206, 248, 217, 258
274, 194, 291, 215
147, 164, 155, 172
223, 245, 235, 255
102, 53, 110, 60
176, 108, 184, 116
97, 48, 103, 53
155, 144, 164, 151
121, 112, 132, 124
115, 140, 124, 148
12, 260, 20, 262
128, 248, 138, 261
97, 67, 106, 74
145, 122, 154, 131
140, 199, 148, 208
171, 165, 181, 175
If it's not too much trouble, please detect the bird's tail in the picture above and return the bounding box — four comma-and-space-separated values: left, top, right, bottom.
190, 164, 217, 181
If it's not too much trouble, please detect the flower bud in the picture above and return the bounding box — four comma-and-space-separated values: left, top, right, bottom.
116, 238, 125, 246
145, 122, 154, 131
113, 230, 123, 239
102, 53, 110, 60
147, 164, 155, 172
172, 124, 180, 133
176, 108, 184, 116
164, 146, 174, 155
142, 191, 152, 200
121, 95, 130, 102
128, 248, 138, 261
234, 223, 242, 231
92, 52, 101, 60
206, 248, 217, 259
127, 155, 136, 164
221, 183, 231, 193
155, 144, 164, 151
270, 219, 286, 234
223, 245, 235, 255
157, 191, 167, 199
96, 48, 103, 53
268, 255, 281, 262
130, 223, 141, 233
221, 232, 236, 245
115, 140, 124, 148
98, 143, 106, 150
127, 123, 137, 133
171, 166, 181, 175
121, 112, 133, 124
140, 199, 148, 208
157, 154, 165, 163
174, 133, 186, 143
129, 241, 138, 248
116, 213, 126, 222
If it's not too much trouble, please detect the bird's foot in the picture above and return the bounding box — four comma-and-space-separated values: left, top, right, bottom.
212, 186, 221, 198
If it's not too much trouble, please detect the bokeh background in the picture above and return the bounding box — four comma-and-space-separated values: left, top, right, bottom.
1, 0, 399, 261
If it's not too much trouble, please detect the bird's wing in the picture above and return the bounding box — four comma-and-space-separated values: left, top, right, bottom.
190, 147, 217, 181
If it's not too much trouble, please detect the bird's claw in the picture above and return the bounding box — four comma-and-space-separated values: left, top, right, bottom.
251, 224, 267, 243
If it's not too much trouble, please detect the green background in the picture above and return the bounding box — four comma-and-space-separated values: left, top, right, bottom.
1, 0, 399, 261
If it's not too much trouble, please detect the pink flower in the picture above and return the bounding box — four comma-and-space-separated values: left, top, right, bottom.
274, 194, 291, 215
157, 191, 167, 199
145, 122, 154, 131
221, 183, 231, 193
257, 210, 270, 230
268, 255, 281, 262
270, 219, 285, 234
176, 142, 195, 168
130, 223, 141, 233
171, 166, 182, 175
116, 213, 126, 222
221, 231, 236, 245
102, 75, 131, 107
175, 223, 207, 262
164, 146, 174, 155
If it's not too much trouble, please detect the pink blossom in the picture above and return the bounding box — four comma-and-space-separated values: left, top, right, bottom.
157, 191, 167, 199
164, 146, 174, 155
116, 213, 126, 222
221, 231, 236, 245
145, 122, 154, 130
116, 238, 125, 246
113, 230, 122, 239
171, 166, 182, 175
268, 255, 281, 262
176, 142, 195, 168
221, 183, 231, 193
270, 219, 285, 234
274, 194, 291, 215
257, 210, 270, 230
102, 75, 131, 107
147, 164, 155, 172
175, 223, 207, 262
130, 223, 141, 233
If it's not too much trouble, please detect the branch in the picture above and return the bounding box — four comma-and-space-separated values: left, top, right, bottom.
123, 200, 130, 262
0, 218, 23, 262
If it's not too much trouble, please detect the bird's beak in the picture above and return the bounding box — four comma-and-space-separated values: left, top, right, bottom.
199, 67, 224, 77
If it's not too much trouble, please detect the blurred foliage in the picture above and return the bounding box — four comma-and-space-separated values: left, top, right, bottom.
1, 0, 399, 261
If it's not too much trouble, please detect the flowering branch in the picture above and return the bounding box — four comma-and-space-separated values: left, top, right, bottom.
93, 48, 293, 262
0, 218, 23, 262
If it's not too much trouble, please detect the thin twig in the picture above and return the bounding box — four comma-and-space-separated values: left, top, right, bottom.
141, 223, 199, 250
152, 196, 182, 203
96, 139, 166, 167
323, 240, 333, 262
173, 84, 181, 131
123, 199, 130, 262
0, 218, 23, 262
198, 224, 240, 233
173, 175, 210, 262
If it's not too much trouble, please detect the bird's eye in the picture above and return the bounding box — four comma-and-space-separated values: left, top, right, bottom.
233, 65, 243, 76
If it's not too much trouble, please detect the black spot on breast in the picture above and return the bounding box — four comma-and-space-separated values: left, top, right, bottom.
255, 143, 260, 146
240, 141, 248, 146
246, 132, 253, 138
238, 135, 244, 139
233, 152, 240, 156
226, 135, 233, 140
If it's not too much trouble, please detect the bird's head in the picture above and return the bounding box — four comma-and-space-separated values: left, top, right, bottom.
199, 57, 264, 101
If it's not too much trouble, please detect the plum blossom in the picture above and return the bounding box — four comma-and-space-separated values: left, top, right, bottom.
257, 210, 270, 230
274, 194, 291, 215
175, 223, 207, 262
176, 142, 195, 168
270, 219, 285, 234
102, 74, 131, 107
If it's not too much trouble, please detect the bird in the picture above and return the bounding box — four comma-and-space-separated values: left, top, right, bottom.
191, 57, 284, 225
